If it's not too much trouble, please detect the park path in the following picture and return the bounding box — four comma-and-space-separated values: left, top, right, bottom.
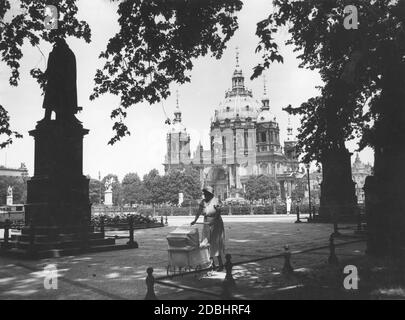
0, 217, 363, 300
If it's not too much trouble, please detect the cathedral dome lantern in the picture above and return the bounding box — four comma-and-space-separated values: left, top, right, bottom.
261, 74, 270, 111
169, 90, 187, 134
257, 75, 276, 124
232, 47, 245, 90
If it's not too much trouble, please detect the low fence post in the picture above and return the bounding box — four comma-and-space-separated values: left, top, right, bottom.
222, 254, 235, 299
2, 219, 10, 249
28, 219, 37, 258
127, 215, 139, 248
100, 216, 105, 238
295, 205, 302, 223
145, 267, 157, 300
328, 234, 339, 265
224, 254, 235, 285
282, 245, 294, 275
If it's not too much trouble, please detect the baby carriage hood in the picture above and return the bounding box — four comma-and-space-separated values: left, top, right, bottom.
166, 225, 199, 251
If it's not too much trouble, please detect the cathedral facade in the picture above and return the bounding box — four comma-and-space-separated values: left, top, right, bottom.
164, 58, 302, 201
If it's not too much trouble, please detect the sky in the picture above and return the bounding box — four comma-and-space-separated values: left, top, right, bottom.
0, 0, 374, 181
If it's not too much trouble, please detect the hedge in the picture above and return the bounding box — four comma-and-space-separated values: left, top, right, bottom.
91, 204, 319, 217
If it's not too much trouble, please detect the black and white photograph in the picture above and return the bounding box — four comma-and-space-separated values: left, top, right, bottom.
0, 0, 404, 307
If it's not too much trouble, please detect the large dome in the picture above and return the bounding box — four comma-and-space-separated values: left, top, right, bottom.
214, 95, 261, 121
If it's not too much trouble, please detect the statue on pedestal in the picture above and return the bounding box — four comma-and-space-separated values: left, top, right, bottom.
8, 36, 130, 258
25, 36, 90, 227
104, 178, 114, 206
286, 196, 291, 215
6, 186, 13, 206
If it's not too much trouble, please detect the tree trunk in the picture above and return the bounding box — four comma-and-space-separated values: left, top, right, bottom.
366, 41, 405, 257
318, 79, 357, 221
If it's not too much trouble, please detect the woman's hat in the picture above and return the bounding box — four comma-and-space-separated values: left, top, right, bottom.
202, 186, 214, 195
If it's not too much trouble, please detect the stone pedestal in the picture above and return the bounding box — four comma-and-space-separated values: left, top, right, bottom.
317, 148, 358, 221
3, 119, 131, 259
25, 119, 90, 229
104, 190, 113, 206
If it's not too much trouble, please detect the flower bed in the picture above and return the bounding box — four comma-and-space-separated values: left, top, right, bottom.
91, 213, 158, 227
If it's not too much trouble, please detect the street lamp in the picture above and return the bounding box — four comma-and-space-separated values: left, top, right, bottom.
306, 163, 312, 222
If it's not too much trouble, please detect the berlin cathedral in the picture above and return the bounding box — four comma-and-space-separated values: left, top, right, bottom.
163, 54, 303, 202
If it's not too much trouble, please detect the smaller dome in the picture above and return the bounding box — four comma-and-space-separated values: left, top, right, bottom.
257, 110, 277, 124
169, 121, 187, 133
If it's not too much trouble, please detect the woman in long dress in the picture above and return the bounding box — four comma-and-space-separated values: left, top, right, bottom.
191, 186, 225, 270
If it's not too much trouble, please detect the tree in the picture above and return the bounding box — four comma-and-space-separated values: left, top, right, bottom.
121, 172, 146, 205
179, 167, 201, 202
253, 0, 405, 256
142, 169, 161, 204
164, 168, 202, 205
142, 168, 201, 205
245, 175, 279, 203
291, 178, 306, 203
254, 1, 376, 219
88, 177, 102, 205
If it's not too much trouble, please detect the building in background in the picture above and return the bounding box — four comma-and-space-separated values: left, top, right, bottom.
305, 154, 373, 206
164, 52, 302, 201
351, 153, 373, 204
0, 163, 28, 177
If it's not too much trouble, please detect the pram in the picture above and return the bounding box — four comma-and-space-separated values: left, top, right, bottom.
166, 223, 211, 275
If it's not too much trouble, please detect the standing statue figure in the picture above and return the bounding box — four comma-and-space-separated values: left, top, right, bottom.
6, 186, 13, 206
7, 186, 13, 197
42, 37, 80, 122
105, 178, 114, 192
286, 196, 292, 215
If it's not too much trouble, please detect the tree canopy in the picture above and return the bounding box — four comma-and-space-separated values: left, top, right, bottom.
254, 0, 405, 162
245, 174, 279, 202
121, 172, 146, 204
0, 0, 91, 147
1, 0, 242, 145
